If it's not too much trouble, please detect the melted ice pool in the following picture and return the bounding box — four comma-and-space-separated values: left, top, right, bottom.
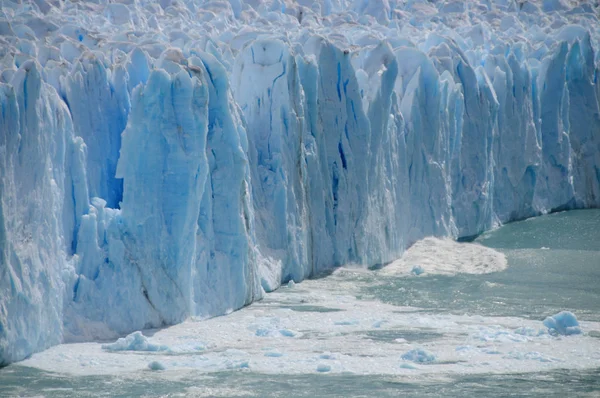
1, 210, 599, 397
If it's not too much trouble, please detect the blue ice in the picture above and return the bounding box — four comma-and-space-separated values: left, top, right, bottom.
1, 0, 600, 365
543, 311, 582, 336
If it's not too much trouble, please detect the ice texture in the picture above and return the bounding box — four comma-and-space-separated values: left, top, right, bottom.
148, 361, 166, 371
1, 0, 600, 364
381, 237, 508, 276
101, 331, 168, 352
543, 311, 582, 336
401, 349, 436, 363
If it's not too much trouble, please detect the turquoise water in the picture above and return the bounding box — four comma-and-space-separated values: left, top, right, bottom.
2, 364, 600, 397
367, 210, 600, 322
1, 209, 599, 397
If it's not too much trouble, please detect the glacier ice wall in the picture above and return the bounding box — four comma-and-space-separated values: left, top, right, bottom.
1, 0, 600, 364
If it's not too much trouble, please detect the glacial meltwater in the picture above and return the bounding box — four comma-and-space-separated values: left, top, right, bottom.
369, 209, 600, 322
1, 210, 599, 397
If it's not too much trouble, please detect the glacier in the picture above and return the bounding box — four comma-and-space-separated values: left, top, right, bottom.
0, 0, 599, 365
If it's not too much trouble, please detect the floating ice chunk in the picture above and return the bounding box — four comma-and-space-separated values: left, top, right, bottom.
148, 361, 166, 371
226, 360, 250, 370
399, 362, 417, 370
543, 311, 582, 336
287, 280, 296, 288
255, 328, 298, 338
279, 329, 298, 337
264, 351, 284, 358
255, 328, 277, 337
401, 349, 436, 363
101, 331, 168, 352
411, 265, 425, 275
316, 364, 331, 372
482, 348, 502, 355
223, 349, 251, 369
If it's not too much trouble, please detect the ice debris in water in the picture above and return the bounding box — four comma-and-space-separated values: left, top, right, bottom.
148, 361, 166, 371
101, 331, 168, 352
255, 328, 299, 338
411, 265, 425, 276
264, 351, 284, 358
226, 360, 250, 370
401, 349, 436, 363
543, 311, 582, 336
316, 364, 332, 373
278, 329, 298, 337
399, 362, 418, 370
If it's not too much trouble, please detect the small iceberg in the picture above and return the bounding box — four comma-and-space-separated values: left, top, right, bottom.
401, 348, 436, 363
101, 331, 169, 352
411, 265, 425, 275
148, 361, 166, 371
316, 364, 331, 373
543, 311, 582, 336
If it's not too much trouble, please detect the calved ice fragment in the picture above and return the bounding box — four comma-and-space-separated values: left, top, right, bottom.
543, 311, 582, 336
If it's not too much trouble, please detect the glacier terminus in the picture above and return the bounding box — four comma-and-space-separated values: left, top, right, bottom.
1, 0, 600, 367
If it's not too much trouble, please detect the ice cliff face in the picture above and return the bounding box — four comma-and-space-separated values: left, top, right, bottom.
1, 0, 599, 364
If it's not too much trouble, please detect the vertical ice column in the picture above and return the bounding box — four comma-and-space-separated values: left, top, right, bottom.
395, 47, 453, 242
488, 52, 541, 222
535, 42, 574, 211
232, 39, 310, 287
64, 53, 129, 210
451, 59, 497, 237
358, 42, 406, 263
191, 53, 260, 317
0, 61, 84, 364
296, 55, 336, 274
310, 39, 372, 267
116, 67, 209, 326
565, 36, 600, 207
438, 70, 463, 236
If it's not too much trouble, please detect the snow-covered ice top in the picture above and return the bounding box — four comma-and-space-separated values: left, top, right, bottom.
1, 0, 600, 365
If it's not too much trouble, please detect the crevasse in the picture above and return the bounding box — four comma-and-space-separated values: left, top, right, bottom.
1, 0, 599, 365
